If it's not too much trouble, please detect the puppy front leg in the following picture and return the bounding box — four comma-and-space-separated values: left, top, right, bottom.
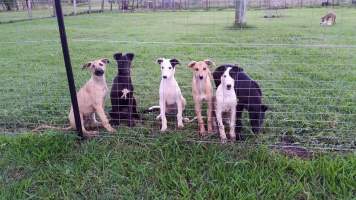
95, 106, 116, 133
216, 108, 227, 144
229, 106, 237, 142
194, 98, 205, 135
160, 98, 167, 132
69, 110, 96, 137
127, 97, 136, 127
176, 97, 184, 129
235, 103, 244, 140
207, 97, 214, 133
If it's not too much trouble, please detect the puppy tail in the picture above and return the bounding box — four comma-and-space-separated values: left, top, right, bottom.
32, 125, 72, 132
183, 116, 197, 123
143, 105, 160, 113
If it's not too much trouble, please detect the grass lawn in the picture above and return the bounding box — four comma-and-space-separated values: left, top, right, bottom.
0, 133, 355, 199
0, 7, 355, 198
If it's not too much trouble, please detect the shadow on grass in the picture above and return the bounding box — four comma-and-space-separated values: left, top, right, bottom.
225, 24, 257, 30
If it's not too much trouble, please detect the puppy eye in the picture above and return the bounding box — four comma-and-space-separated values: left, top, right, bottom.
223, 75, 226, 78
195, 68, 199, 71
169, 67, 172, 69
99, 63, 103, 66
161, 67, 164, 69
203, 68, 206, 70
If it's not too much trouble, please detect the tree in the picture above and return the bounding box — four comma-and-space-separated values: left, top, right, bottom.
235, 0, 247, 27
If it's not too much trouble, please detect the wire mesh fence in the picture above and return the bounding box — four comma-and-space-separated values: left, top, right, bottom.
1, 0, 355, 23
0, 6, 355, 152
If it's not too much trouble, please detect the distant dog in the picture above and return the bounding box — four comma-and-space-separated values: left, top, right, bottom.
149, 58, 186, 132
215, 67, 237, 143
320, 12, 336, 26
110, 52, 140, 127
213, 64, 268, 138
188, 59, 215, 136
33, 59, 116, 137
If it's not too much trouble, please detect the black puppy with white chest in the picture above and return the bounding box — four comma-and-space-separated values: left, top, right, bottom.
213, 64, 268, 138
110, 52, 140, 127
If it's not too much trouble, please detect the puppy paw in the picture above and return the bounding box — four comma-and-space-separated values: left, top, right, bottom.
220, 138, 228, 144
207, 127, 213, 134
177, 123, 184, 129
199, 129, 206, 136
84, 131, 99, 138
161, 125, 167, 132
108, 127, 116, 133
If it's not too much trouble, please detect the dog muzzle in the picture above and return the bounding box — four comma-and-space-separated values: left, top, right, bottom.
94, 69, 104, 76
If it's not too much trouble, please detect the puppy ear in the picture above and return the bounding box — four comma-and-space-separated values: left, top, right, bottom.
204, 59, 215, 67
82, 62, 92, 69
126, 53, 135, 61
170, 58, 180, 67
101, 58, 110, 64
157, 58, 164, 65
113, 53, 123, 61
261, 104, 268, 112
187, 61, 196, 68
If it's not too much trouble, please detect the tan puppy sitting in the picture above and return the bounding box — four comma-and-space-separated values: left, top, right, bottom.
33, 58, 116, 137
70, 59, 116, 136
188, 59, 215, 136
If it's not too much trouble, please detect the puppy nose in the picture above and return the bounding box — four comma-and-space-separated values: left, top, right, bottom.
199, 76, 204, 80
94, 69, 104, 76
162, 76, 167, 79
226, 84, 232, 90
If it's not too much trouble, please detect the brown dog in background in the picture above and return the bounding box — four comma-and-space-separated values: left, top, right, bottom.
320, 11, 336, 26
188, 59, 215, 136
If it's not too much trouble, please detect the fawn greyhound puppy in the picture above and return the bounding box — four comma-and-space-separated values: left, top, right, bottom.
188, 59, 215, 136
69, 59, 116, 136
153, 58, 186, 132
320, 11, 336, 26
215, 67, 237, 143
33, 59, 116, 137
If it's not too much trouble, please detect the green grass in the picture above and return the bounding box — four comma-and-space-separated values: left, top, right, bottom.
0, 7, 355, 198
0, 133, 355, 199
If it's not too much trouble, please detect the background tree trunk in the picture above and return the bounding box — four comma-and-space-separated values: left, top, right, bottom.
27, 0, 32, 19
88, 0, 92, 13
235, 0, 247, 27
101, 0, 105, 12
73, 0, 77, 15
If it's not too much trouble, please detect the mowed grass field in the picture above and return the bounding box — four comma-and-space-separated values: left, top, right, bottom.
0, 7, 355, 198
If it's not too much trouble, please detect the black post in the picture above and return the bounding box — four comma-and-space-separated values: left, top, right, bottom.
54, 0, 83, 138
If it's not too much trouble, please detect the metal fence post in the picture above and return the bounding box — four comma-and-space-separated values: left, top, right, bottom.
54, 0, 84, 138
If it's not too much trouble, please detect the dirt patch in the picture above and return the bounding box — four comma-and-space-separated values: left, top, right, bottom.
6, 167, 26, 182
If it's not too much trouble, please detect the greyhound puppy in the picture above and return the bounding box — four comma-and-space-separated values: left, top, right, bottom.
188, 59, 215, 136
110, 52, 140, 127
215, 67, 237, 143
320, 12, 336, 26
69, 58, 116, 136
155, 58, 186, 132
33, 59, 116, 137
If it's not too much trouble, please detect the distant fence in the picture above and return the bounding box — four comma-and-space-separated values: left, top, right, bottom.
0, 0, 355, 23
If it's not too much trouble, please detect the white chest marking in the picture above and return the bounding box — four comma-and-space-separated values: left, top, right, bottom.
121, 88, 131, 99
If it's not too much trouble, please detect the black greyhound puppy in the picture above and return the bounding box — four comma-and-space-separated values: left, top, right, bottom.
110, 52, 140, 127
213, 64, 268, 138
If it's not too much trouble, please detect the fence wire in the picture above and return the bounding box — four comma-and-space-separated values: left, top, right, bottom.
0, 6, 355, 152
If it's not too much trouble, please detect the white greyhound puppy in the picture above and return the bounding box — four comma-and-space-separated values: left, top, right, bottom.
215, 67, 237, 143
155, 58, 186, 132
